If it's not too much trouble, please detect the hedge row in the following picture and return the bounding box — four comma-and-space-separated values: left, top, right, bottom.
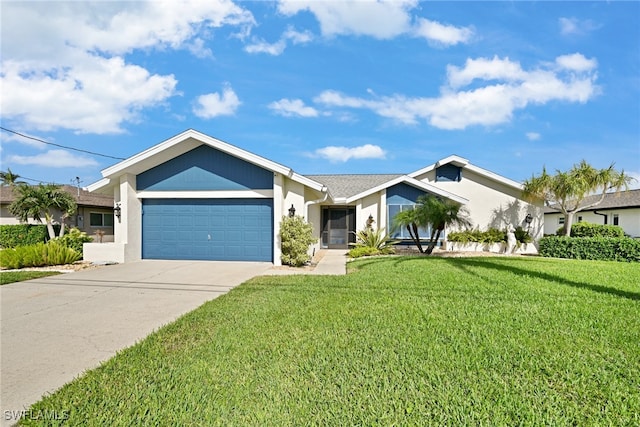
447, 227, 532, 244
0, 241, 81, 269
539, 236, 640, 262
566, 222, 625, 238
0, 224, 49, 248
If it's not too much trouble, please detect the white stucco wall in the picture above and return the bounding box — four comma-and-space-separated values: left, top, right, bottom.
416, 168, 544, 240
544, 209, 640, 237
356, 192, 382, 231
84, 174, 141, 263
282, 177, 325, 261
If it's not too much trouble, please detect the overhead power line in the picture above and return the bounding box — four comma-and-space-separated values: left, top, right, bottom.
0, 126, 126, 160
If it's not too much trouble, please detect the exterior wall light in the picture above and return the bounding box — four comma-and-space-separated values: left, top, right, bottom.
114, 203, 122, 221
288, 204, 296, 217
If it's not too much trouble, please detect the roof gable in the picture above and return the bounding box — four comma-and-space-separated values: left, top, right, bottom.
88, 129, 325, 193
409, 155, 523, 191
137, 145, 274, 191
347, 175, 468, 204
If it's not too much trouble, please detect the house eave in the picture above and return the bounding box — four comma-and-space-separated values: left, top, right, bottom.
345, 175, 469, 205
88, 129, 327, 195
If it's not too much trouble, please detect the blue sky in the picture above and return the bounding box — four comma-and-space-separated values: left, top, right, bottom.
1, 1, 639, 189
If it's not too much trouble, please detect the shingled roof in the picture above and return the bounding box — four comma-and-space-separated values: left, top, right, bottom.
0, 185, 114, 208
305, 174, 404, 199
544, 189, 640, 213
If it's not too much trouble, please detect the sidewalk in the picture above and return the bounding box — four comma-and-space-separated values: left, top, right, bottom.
264, 249, 347, 275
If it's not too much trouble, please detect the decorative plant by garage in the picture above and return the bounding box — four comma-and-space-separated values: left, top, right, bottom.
280, 215, 317, 267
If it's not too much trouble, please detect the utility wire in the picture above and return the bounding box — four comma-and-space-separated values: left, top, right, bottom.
13, 175, 67, 186
0, 126, 126, 160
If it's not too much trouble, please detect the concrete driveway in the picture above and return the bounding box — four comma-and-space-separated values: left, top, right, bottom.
1, 260, 272, 425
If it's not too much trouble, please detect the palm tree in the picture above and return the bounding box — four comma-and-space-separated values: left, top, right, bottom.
8, 184, 77, 239
0, 168, 25, 187
392, 195, 471, 254
523, 160, 633, 236
392, 208, 426, 253
417, 195, 471, 254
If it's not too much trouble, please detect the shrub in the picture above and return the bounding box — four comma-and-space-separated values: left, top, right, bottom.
0, 241, 81, 269
55, 228, 93, 254
351, 228, 397, 251
0, 224, 48, 248
280, 215, 317, 267
43, 241, 82, 265
514, 226, 533, 244
447, 227, 532, 245
539, 236, 640, 262
347, 246, 383, 258
569, 222, 625, 238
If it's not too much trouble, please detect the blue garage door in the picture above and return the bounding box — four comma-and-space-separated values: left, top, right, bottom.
142, 199, 273, 261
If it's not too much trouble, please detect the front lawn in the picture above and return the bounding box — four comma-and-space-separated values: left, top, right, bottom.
23, 256, 640, 426
0, 270, 60, 285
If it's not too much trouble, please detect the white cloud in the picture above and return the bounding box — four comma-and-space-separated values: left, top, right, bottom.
0, 131, 48, 149
526, 132, 541, 141
2, 57, 177, 134
559, 17, 600, 36
269, 99, 319, 117
555, 53, 597, 72
8, 149, 99, 168
278, 0, 415, 39
245, 26, 313, 55
313, 54, 599, 130
245, 39, 287, 55
413, 18, 474, 46
277, 0, 473, 45
314, 144, 387, 163
193, 85, 241, 119
447, 56, 527, 88
186, 38, 214, 58
0, 1, 255, 134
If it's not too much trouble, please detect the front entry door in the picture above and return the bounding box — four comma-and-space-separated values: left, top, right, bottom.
321, 207, 356, 249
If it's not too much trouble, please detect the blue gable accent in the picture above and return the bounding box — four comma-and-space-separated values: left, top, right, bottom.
137, 145, 273, 191
436, 164, 462, 182
387, 183, 429, 205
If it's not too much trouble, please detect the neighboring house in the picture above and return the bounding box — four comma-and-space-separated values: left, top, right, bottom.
0, 184, 115, 242
543, 189, 640, 237
85, 129, 543, 264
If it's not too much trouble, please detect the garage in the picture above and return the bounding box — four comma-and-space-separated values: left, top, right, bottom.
142, 198, 273, 261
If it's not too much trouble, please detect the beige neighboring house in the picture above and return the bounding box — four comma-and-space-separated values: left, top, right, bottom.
543, 189, 640, 237
0, 184, 115, 242
84, 129, 543, 264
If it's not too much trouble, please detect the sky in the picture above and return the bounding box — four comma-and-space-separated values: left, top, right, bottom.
1, 0, 639, 190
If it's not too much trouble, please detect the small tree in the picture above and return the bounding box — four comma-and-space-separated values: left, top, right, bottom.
523, 161, 633, 236
392, 208, 427, 253
0, 168, 25, 187
418, 195, 471, 254
280, 215, 317, 267
392, 196, 471, 255
9, 184, 77, 239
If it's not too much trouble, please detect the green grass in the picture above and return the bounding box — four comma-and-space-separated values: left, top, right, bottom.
0, 270, 60, 285
22, 257, 640, 426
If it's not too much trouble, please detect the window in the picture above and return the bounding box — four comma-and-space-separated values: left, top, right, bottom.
558, 217, 565, 225
387, 204, 431, 240
90, 212, 114, 227
577, 216, 582, 222
435, 164, 462, 182
613, 214, 619, 226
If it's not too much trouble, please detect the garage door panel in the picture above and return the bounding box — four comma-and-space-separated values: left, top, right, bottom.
142, 199, 272, 261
